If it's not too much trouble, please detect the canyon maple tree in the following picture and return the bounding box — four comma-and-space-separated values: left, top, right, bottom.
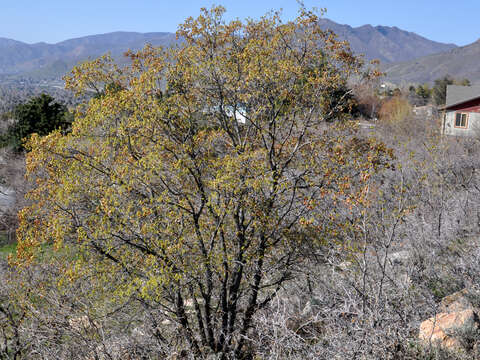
16, 6, 391, 358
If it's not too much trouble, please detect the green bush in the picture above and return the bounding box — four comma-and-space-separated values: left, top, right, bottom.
1, 94, 72, 152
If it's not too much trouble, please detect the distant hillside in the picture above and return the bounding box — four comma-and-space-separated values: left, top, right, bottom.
0, 21, 458, 82
0, 32, 177, 79
317, 19, 457, 64
384, 39, 480, 84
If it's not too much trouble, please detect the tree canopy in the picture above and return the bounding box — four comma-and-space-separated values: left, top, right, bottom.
1, 93, 72, 151
433, 75, 471, 106
16, 7, 391, 358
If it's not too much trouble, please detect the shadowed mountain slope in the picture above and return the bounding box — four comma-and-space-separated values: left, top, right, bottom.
317, 19, 457, 64
0, 32, 177, 78
384, 40, 480, 84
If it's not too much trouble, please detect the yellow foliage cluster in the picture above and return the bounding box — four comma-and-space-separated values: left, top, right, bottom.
379, 96, 413, 124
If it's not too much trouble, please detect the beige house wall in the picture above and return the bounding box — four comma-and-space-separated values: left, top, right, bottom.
443, 111, 480, 137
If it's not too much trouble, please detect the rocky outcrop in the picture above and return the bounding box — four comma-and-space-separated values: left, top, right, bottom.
419, 309, 477, 350
69, 315, 99, 334
418, 289, 480, 351
439, 289, 475, 313
388, 250, 411, 266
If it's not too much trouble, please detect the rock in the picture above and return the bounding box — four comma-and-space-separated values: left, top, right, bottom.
132, 326, 146, 338
419, 309, 478, 350
440, 289, 473, 313
336, 261, 352, 272
206, 353, 222, 360
69, 315, 98, 333
301, 297, 321, 316
388, 250, 410, 265
398, 273, 412, 288
418, 288, 480, 351
161, 318, 172, 325
286, 315, 324, 336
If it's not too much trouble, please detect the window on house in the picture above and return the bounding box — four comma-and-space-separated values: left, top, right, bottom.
455, 113, 468, 128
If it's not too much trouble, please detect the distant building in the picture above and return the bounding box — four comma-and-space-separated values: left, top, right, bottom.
225, 107, 247, 125
413, 104, 436, 117
442, 85, 480, 136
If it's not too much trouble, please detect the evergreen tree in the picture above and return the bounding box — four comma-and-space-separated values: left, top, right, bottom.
2, 94, 72, 151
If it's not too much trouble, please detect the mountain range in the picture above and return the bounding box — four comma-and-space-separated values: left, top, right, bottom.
383, 39, 480, 84
0, 19, 477, 84
317, 19, 456, 64
0, 32, 177, 79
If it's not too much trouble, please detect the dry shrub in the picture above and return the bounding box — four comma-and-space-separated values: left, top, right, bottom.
352, 83, 383, 119
379, 96, 412, 124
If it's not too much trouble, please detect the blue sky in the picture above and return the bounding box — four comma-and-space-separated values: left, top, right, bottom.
1, 0, 478, 46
